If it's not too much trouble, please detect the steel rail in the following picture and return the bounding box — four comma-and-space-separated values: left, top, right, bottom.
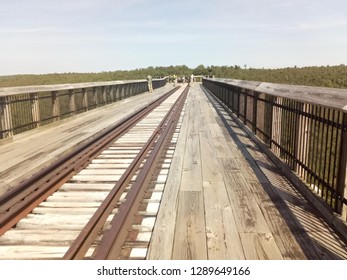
0, 87, 180, 236
94, 85, 189, 260
64, 85, 189, 260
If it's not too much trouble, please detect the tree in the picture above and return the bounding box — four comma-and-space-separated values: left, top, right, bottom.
193, 64, 208, 75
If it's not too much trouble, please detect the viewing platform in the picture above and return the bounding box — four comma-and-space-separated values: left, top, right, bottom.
0, 78, 347, 259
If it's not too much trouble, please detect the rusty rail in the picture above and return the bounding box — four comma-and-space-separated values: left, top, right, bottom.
0, 86, 179, 236
64, 85, 189, 260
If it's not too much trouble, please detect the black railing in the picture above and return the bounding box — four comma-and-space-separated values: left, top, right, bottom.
0, 78, 166, 139
203, 78, 347, 221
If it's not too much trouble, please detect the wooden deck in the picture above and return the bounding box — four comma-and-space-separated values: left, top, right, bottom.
147, 83, 347, 260
1, 82, 347, 260
0, 85, 172, 196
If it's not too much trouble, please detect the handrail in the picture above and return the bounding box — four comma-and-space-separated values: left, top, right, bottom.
0, 78, 166, 139
203, 78, 347, 222
209, 78, 347, 112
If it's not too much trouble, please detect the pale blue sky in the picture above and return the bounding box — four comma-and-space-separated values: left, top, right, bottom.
1, 0, 346, 75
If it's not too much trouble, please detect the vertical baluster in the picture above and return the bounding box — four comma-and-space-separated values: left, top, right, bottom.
69, 89, 76, 116
30, 93, 40, 128
52, 91, 60, 122
0, 96, 13, 139
82, 88, 88, 111
252, 91, 258, 134
336, 112, 347, 218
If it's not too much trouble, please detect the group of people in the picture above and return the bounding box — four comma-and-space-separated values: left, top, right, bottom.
169, 74, 194, 85
146, 74, 195, 93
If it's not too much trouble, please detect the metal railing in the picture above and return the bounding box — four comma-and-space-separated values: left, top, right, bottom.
0, 78, 166, 139
203, 78, 347, 221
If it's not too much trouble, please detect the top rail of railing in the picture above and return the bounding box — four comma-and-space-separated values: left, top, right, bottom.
207, 78, 347, 112
0, 78, 164, 97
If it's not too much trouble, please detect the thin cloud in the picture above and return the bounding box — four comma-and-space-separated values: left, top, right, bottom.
1, 0, 346, 75
295, 19, 347, 30
0, 27, 54, 34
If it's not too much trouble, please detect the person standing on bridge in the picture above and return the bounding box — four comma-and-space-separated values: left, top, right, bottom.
147, 75, 153, 93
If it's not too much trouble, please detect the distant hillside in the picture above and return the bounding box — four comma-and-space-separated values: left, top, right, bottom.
1, 64, 346, 89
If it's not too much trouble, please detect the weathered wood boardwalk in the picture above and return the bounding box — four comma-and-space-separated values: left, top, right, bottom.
0, 85, 172, 196
148, 83, 347, 260
0, 82, 346, 260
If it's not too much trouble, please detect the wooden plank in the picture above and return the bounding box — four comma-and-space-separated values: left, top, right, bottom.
212, 111, 305, 259
223, 170, 273, 234
0, 246, 69, 260
218, 139, 306, 259
32, 207, 98, 215
15, 217, 91, 230
78, 169, 125, 175
239, 232, 283, 260
147, 94, 191, 260
172, 191, 207, 259
69, 174, 120, 182
180, 89, 203, 191
198, 95, 245, 259
202, 89, 290, 260
38, 201, 102, 208
60, 183, 114, 191
199, 111, 224, 181
221, 206, 246, 259
0, 230, 80, 245
45, 194, 107, 203
203, 182, 245, 259
171, 90, 206, 258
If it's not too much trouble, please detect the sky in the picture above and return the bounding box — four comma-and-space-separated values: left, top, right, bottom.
1, 0, 347, 75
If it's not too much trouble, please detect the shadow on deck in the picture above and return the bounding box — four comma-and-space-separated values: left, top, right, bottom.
206, 85, 347, 259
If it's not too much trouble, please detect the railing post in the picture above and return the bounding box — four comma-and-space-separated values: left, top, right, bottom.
125, 84, 129, 97
236, 88, 241, 118
93, 87, 98, 107
30, 93, 41, 128
121, 85, 125, 99
252, 91, 258, 133
110, 86, 115, 102
222, 87, 226, 103
0, 96, 13, 139
256, 92, 265, 141
115, 85, 120, 101
271, 97, 282, 156
52, 91, 60, 121
264, 95, 274, 147
228, 86, 233, 109
68, 89, 76, 116
243, 89, 247, 125
129, 84, 134, 97
82, 88, 88, 111
336, 112, 347, 220
101, 86, 107, 104
294, 102, 306, 174
227, 87, 231, 108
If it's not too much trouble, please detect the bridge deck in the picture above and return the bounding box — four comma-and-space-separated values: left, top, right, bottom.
0, 83, 346, 260
0, 85, 172, 196
148, 83, 347, 260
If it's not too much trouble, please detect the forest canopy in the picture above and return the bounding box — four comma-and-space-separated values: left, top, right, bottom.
1, 64, 346, 89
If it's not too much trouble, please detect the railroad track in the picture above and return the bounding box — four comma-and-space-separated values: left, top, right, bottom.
0, 85, 189, 260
